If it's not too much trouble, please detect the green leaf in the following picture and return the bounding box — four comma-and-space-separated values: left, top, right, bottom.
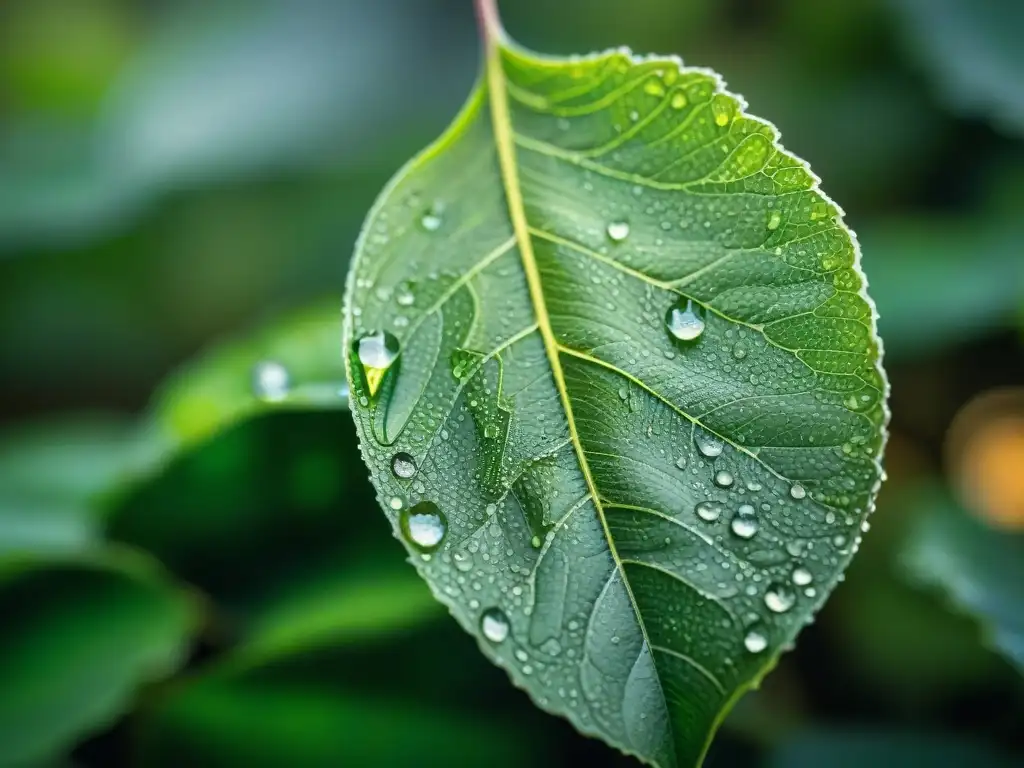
137, 576, 544, 768
0, 415, 149, 557
149, 298, 349, 452
0, 552, 195, 766
343, 6, 887, 767
903, 485, 1024, 674
891, 0, 1024, 135
859, 217, 1024, 360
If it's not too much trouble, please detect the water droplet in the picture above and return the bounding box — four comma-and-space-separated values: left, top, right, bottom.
675, 456, 688, 470
767, 211, 782, 231
252, 361, 290, 402
732, 343, 748, 360
696, 501, 722, 522
481, 607, 510, 643
665, 299, 706, 343
391, 452, 417, 479
606, 221, 630, 242
764, 583, 796, 613
671, 92, 688, 110
695, 432, 724, 458
714, 470, 734, 488
400, 501, 448, 552
792, 566, 813, 587
389, 496, 404, 510
420, 202, 444, 231
790, 483, 807, 500
395, 282, 416, 307
711, 94, 733, 127
356, 330, 400, 397
730, 504, 758, 539
484, 423, 500, 439
744, 628, 768, 653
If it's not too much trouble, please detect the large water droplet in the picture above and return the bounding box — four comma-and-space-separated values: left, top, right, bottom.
481, 607, 510, 643
400, 501, 447, 552
665, 299, 706, 343
714, 469, 734, 488
730, 504, 758, 539
356, 330, 400, 398
695, 500, 722, 522
606, 221, 630, 242
792, 566, 813, 587
695, 432, 724, 458
391, 452, 417, 479
252, 360, 290, 402
711, 94, 734, 127
764, 583, 796, 613
744, 627, 767, 653
790, 483, 807, 500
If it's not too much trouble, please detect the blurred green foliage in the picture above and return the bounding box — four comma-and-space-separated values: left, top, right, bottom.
1, 0, 1022, 766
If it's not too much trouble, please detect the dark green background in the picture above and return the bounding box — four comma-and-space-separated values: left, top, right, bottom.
1, 0, 1022, 766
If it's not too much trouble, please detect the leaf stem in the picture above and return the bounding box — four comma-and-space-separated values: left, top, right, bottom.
474, 0, 503, 44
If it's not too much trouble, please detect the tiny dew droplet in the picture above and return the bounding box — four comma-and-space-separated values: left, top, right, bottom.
764, 583, 796, 613
606, 220, 630, 242
744, 628, 768, 653
730, 504, 758, 539
420, 201, 444, 231
356, 330, 400, 398
790, 483, 807, 500
665, 299, 706, 343
400, 501, 448, 552
714, 470, 734, 488
481, 607, 510, 643
252, 360, 290, 402
395, 282, 416, 307
792, 566, 813, 587
391, 452, 417, 479
695, 500, 722, 522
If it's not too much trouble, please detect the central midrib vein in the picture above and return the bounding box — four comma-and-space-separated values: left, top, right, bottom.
482, 24, 668, 731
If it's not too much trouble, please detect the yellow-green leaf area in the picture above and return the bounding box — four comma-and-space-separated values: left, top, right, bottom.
344, 31, 887, 768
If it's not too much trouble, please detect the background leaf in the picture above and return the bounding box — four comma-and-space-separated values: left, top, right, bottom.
890, 0, 1024, 135
0, 552, 195, 767
344, 22, 887, 766
902, 484, 1024, 673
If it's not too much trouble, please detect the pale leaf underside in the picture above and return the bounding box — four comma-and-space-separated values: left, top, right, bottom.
345, 38, 886, 768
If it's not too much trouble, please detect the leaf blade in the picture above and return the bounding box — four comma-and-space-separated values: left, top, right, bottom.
345, 25, 887, 768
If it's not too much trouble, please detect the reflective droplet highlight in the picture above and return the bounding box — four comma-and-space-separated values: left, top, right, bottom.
711, 94, 733, 127
790, 483, 807, 500
744, 628, 767, 653
400, 501, 447, 552
356, 330, 400, 398
481, 607, 510, 643
764, 583, 796, 613
730, 504, 758, 539
792, 566, 813, 587
665, 299, 706, 343
391, 452, 417, 479
695, 432, 724, 458
696, 501, 722, 522
606, 221, 630, 242
252, 360, 290, 402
